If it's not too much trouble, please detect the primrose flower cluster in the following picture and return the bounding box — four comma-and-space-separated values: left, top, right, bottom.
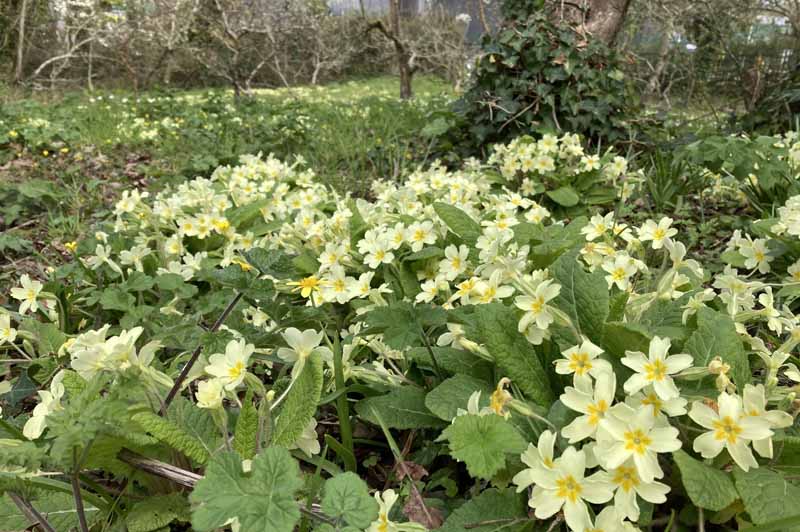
4, 131, 800, 531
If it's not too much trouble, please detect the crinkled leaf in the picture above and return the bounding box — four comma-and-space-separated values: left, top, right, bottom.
685, 308, 750, 389
132, 411, 210, 465
272, 352, 323, 447
673, 450, 738, 511
433, 202, 481, 244
234, 391, 260, 460
356, 387, 445, 430
734, 467, 800, 529
0, 491, 101, 531
126, 493, 190, 532
425, 375, 493, 421
550, 247, 609, 344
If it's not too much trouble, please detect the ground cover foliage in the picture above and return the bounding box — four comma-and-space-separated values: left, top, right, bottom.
2, 101, 800, 532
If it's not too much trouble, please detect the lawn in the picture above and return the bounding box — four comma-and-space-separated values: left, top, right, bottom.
0, 76, 452, 288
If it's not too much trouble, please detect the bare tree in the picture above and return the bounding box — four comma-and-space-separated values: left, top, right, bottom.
367, 0, 416, 99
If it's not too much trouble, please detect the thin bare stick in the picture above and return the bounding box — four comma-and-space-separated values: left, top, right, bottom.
7, 492, 57, 532
118, 448, 202, 488
160, 292, 243, 414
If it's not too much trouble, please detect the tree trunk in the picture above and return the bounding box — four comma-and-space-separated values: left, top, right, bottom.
584, 0, 631, 45
646, 20, 672, 98
14, 0, 28, 83
390, 0, 413, 99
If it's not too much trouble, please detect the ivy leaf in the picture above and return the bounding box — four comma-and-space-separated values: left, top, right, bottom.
550, 247, 609, 344
672, 450, 738, 511
438, 488, 529, 532
125, 493, 190, 532
321, 472, 379, 529
433, 202, 481, 244
685, 308, 750, 389
132, 411, 210, 465
356, 387, 445, 429
190, 448, 302, 532
734, 467, 800, 528
425, 375, 493, 421
441, 414, 527, 480
272, 352, 323, 447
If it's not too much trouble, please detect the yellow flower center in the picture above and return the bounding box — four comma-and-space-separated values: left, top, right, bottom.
755, 251, 765, 262
26, 289, 37, 300
712, 416, 743, 444
612, 268, 626, 281
568, 352, 592, 376
644, 359, 668, 381
612, 465, 640, 492
653, 228, 666, 240
642, 392, 663, 415
530, 296, 544, 314
555, 475, 582, 503
587, 399, 608, 426
413, 229, 426, 241
451, 257, 461, 270
375, 250, 386, 261
333, 279, 346, 293
623, 429, 652, 455
228, 361, 245, 380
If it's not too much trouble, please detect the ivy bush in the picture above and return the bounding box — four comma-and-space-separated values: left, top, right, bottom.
1, 133, 800, 531
429, 3, 634, 158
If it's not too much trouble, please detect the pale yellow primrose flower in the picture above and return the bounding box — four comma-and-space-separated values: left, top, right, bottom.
0, 314, 17, 345
596, 403, 682, 483
10, 274, 43, 315
204, 339, 255, 390
523, 446, 613, 532
23, 371, 66, 440
689, 391, 773, 471
196, 378, 225, 409
621, 336, 693, 400
560, 370, 616, 443
366, 489, 426, 532
276, 328, 332, 380
554, 339, 611, 388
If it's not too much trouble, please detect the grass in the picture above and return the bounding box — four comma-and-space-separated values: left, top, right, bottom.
0, 75, 453, 287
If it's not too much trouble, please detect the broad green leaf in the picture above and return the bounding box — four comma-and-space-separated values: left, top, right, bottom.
406, 346, 493, 381
639, 294, 690, 341
359, 303, 420, 350
685, 308, 750, 389
0, 492, 101, 531
234, 391, 260, 460
244, 248, 296, 279
356, 387, 445, 429
425, 374, 493, 421
469, 303, 554, 405
190, 448, 302, 532
433, 202, 481, 244
167, 397, 222, 454
321, 472, 379, 529
546, 185, 580, 206
132, 411, 210, 465
437, 488, 530, 532
672, 450, 738, 511
273, 353, 323, 447
550, 248, 609, 343
602, 322, 651, 360
441, 414, 526, 480
20, 320, 66, 356
734, 467, 800, 529
99, 286, 135, 312
126, 493, 190, 532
